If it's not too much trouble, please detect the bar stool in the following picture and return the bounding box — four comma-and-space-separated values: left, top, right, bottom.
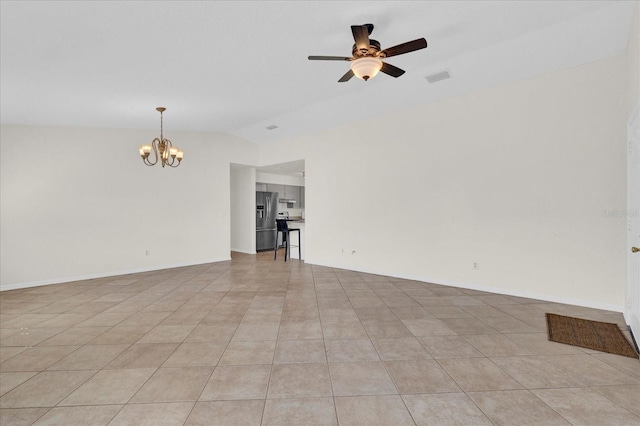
274, 219, 300, 262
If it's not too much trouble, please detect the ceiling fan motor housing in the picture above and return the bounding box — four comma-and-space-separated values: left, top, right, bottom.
352, 39, 382, 58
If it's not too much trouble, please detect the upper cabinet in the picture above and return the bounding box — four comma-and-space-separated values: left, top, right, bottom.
263, 184, 304, 207
266, 184, 284, 197
256, 183, 267, 192
287, 186, 300, 204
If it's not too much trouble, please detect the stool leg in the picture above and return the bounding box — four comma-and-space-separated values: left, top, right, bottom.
284, 231, 289, 262
298, 231, 301, 260
273, 230, 278, 260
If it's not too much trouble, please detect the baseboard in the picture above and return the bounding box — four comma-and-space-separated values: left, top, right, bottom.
0, 257, 230, 292
628, 326, 640, 354
306, 258, 625, 314
230, 248, 257, 255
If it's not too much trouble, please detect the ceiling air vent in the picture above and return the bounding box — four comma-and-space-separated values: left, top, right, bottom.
426, 70, 451, 84
265, 125, 278, 130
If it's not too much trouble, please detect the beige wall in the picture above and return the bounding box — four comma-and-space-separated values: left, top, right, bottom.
261, 54, 628, 311
0, 125, 257, 289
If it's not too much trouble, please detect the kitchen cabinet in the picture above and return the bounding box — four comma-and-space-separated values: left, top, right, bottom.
263, 184, 305, 206
256, 183, 267, 192
287, 186, 300, 204
267, 183, 302, 203
266, 184, 285, 197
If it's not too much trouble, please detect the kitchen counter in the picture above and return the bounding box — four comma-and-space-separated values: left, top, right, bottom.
282, 216, 304, 223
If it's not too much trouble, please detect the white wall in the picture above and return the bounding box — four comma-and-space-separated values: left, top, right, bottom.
627, 2, 639, 115
256, 171, 305, 187
230, 164, 256, 254
260, 54, 628, 311
0, 125, 258, 290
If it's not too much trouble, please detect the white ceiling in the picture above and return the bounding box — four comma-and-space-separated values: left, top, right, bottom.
0, 1, 635, 146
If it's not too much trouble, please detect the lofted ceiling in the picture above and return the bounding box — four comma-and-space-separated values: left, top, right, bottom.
0, 1, 635, 146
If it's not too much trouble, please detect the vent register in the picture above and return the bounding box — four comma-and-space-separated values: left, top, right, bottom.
426, 70, 451, 83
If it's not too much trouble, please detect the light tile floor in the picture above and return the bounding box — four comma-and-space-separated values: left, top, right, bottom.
1, 251, 639, 425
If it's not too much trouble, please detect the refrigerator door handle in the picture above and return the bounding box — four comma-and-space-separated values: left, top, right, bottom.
266, 195, 271, 219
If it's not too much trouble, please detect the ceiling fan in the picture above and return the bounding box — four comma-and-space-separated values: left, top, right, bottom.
308, 23, 427, 82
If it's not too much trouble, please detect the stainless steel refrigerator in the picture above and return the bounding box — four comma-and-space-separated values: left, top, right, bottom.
256, 191, 278, 251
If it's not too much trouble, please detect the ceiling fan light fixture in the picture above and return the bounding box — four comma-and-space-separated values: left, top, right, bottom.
350, 57, 382, 81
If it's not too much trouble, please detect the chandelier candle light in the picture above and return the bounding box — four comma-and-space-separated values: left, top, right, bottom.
139, 107, 184, 168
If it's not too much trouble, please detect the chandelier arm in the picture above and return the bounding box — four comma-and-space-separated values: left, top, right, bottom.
152, 138, 161, 165
146, 138, 161, 166
164, 138, 178, 167
160, 138, 170, 167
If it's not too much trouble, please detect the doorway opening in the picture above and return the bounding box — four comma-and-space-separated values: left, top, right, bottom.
230, 160, 305, 256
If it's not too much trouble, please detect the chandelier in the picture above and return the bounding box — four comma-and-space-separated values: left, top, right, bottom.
139, 107, 183, 168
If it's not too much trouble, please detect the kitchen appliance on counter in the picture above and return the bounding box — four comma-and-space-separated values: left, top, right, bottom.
256, 191, 278, 251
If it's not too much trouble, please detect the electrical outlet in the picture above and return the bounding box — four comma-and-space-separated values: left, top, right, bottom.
473, 262, 479, 270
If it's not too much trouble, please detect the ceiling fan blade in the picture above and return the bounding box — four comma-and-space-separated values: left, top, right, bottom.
351, 25, 370, 51
380, 62, 405, 78
308, 55, 352, 61
381, 38, 427, 58
338, 69, 355, 82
